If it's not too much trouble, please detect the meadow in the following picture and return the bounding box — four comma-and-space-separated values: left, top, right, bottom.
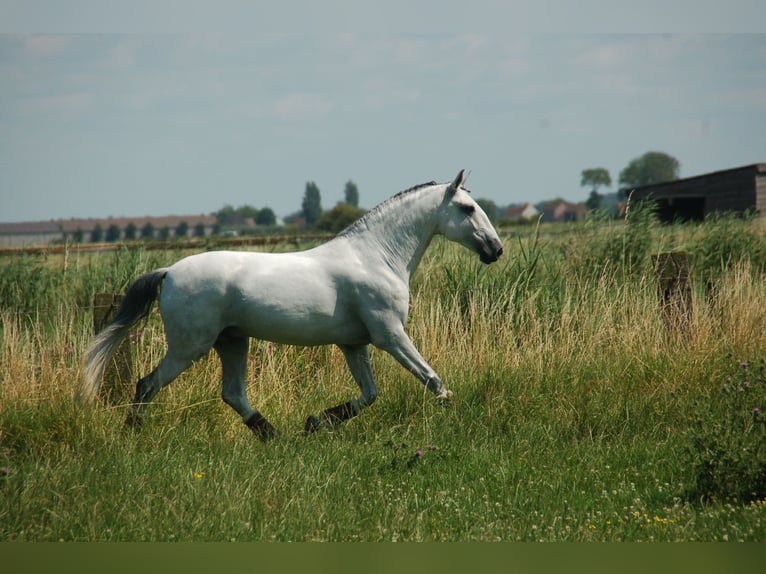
1, 212, 765, 541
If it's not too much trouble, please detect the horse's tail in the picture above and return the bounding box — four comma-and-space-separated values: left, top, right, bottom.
78, 268, 169, 405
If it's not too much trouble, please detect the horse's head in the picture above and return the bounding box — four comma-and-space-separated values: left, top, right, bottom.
438, 170, 504, 264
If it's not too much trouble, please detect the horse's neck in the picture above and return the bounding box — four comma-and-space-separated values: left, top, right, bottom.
344, 188, 442, 281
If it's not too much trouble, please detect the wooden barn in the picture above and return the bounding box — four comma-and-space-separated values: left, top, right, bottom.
628, 163, 766, 222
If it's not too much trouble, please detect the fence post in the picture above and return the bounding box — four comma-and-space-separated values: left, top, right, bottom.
653, 251, 693, 337
92, 293, 134, 403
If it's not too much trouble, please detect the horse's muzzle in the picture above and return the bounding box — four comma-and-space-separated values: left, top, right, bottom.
479, 237, 504, 264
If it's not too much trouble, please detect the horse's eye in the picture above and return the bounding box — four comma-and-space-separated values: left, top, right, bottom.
459, 204, 475, 215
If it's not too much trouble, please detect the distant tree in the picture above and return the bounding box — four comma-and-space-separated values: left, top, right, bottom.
193, 222, 206, 237
476, 198, 499, 223
302, 181, 323, 227
105, 223, 121, 242
158, 226, 171, 240
619, 151, 680, 190
256, 207, 277, 226
316, 204, 364, 234
141, 222, 155, 239
124, 222, 137, 240
90, 224, 103, 243
73, 228, 84, 243
216, 205, 236, 225
581, 168, 612, 194
238, 205, 259, 222
175, 221, 189, 238
343, 180, 359, 208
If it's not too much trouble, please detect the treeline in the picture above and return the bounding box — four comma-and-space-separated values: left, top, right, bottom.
580, 150, 681, 215
74, 220, 211, 244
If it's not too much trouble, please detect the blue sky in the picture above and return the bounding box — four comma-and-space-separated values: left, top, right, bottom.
1, 4, 765, 222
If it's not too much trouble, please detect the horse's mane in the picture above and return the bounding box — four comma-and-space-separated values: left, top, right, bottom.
336, 180, 439, 238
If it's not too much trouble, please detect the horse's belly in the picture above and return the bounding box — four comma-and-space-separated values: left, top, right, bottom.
230, 291, 370, 346
239, 312, 370, 346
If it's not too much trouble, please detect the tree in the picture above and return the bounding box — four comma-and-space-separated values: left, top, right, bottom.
581, 168, 612, 193
90, 224, 103, 243
316, 204, 364, 234
105, 223, 121, 242
73, 227, 84, 243
158, 226, 171, 240
256, 207, 277, 226
238, 205, 259, 222
302, 181, 323, 227
193, 222, 206, 237
618, 151, 680, 190
124, 222, 137, 240
216, 205, 236, 225
141, 222, 155, 239
175, 221, 189, 238
343, 180, 359, 208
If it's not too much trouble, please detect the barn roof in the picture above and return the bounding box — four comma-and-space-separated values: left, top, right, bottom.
629, 163, 766, 194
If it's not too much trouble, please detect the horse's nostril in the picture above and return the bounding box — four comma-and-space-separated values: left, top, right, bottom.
497, 246, 504, 256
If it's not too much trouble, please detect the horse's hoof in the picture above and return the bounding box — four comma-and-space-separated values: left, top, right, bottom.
435, 390, 453, 406
304, 415, 322, 434
245, 412, 277, 442
124, 411, 143, 428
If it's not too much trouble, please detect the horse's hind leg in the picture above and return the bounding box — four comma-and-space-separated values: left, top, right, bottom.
214, 334, 276, 441
125, 349, 194, 427
305, 344, 377, 433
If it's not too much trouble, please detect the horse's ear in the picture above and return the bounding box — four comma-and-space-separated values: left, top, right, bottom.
448, 169, 466, 195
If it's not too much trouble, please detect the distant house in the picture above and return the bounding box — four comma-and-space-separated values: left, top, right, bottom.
503, 203, 540, 223
540, 200, 587, 223
0, 214, 218, 247
628, 163, 766, 222
0, 221, 63, 247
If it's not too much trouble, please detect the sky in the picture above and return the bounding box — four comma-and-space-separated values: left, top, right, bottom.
1, 2, 765, 222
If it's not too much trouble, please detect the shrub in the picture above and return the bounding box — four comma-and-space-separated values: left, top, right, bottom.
689, 212, 766, 281
684, 358, 766, 503
560, 200, 658, 282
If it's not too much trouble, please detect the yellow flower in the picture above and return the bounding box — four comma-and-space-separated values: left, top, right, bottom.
194, 472, 205, 479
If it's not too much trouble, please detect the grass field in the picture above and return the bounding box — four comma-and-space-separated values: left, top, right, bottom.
1, 214, 765, 541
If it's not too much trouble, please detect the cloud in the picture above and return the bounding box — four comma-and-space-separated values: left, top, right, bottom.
273, 93, 332, 120
21, 35, 71, 58
22, 92, 93, 113
102, 38, 139, 70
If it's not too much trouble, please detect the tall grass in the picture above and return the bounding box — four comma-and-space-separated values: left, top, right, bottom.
1, 223, 765, 541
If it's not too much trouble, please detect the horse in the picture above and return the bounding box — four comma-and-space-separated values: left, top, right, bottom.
79, 169, 504, 440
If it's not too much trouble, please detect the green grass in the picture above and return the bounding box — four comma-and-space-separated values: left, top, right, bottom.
1, 221, 766, 541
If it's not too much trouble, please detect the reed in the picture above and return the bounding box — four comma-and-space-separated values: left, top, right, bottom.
1, 222, 765, 541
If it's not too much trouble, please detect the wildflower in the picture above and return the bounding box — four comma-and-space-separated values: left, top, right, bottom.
741, 361, 749, 369
743, 380, 751, 388
754, 407, 760, 415
406, 448, 425, 469
1, 467, 9, 476
193, 472, 205, 479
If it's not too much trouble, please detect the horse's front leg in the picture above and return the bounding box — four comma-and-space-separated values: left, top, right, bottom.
305, 344, 378, 433
373, 324, 452, 402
